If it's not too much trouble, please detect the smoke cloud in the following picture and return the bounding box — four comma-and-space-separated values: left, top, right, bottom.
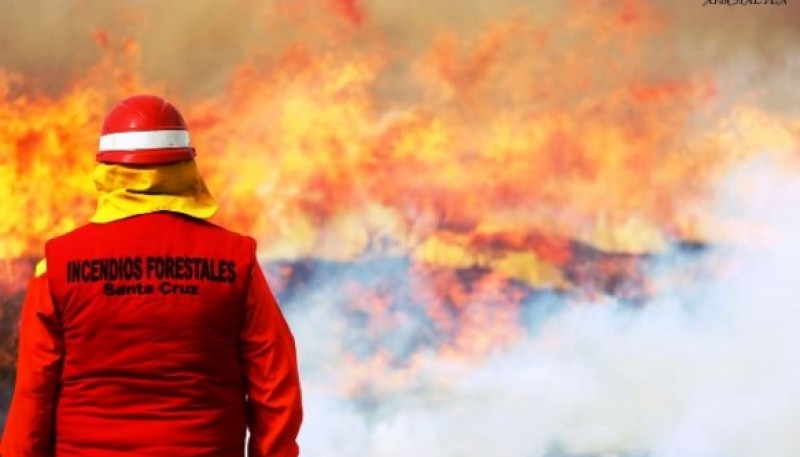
290, 158, 800, 456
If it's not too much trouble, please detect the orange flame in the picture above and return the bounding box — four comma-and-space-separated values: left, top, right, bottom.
1, 0, 799, 367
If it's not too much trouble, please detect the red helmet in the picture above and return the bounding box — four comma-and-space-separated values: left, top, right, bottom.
97, 95, 196, 165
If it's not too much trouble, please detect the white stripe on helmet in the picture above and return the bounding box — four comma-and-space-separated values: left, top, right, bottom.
98, 130, 191, 151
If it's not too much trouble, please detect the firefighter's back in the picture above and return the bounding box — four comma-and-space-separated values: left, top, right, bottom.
45, 211, 255, 456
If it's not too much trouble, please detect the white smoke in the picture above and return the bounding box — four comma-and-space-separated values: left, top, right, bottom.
286, 157, 800, 457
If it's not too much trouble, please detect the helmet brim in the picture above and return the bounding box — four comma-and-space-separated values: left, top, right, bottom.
96, 148, 196, 165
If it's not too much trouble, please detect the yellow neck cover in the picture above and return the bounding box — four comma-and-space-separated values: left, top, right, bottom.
91, 159, 218, 223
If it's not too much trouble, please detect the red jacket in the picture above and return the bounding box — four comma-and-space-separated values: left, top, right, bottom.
1, 212, 302, 456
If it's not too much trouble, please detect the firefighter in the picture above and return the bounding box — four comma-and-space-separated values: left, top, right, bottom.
0, 95, 303, 456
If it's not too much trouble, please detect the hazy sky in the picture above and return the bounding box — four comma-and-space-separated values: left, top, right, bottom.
1, 0, 798, 105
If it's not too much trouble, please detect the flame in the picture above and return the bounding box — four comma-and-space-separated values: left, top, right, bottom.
3, 1, 797, 260
1, 0, 800, 402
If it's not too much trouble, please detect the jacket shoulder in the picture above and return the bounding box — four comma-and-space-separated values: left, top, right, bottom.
189, 217, 258, 250
44, 214, 258, 257
44, 223, 97, 248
